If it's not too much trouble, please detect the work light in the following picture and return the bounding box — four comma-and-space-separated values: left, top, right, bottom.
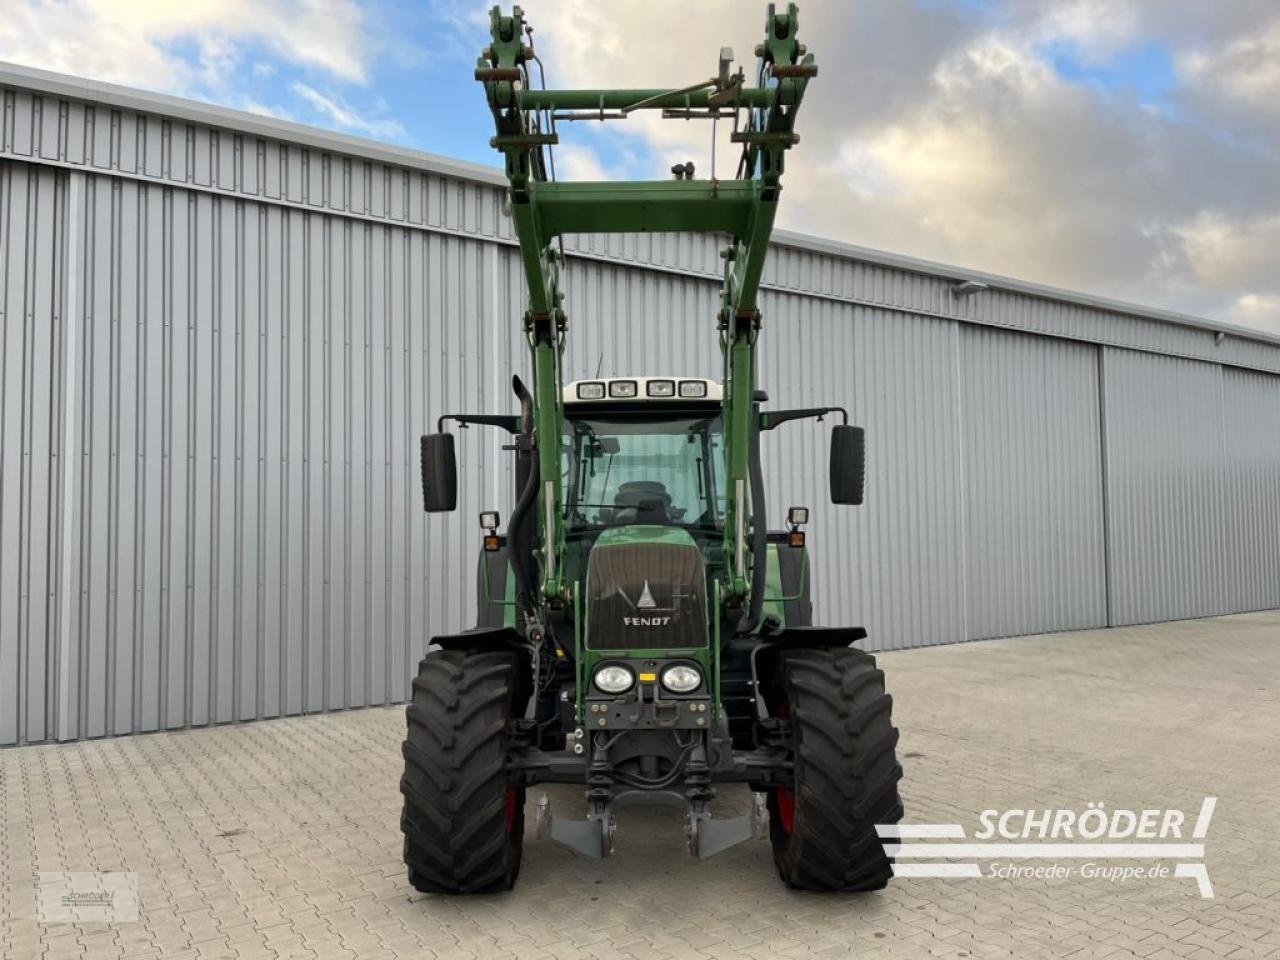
608, 380, 638, 398
678, 380, 708, 398
646, 379, 675, 397
660, 664, 701, 693
577, 381, 606, 400
593, 664, 635, 694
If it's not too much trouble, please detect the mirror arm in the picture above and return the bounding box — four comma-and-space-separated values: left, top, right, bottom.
437, 413, 522, 434
759, 405, 848, 431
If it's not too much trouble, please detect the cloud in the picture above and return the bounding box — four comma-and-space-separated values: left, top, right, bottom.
524, 0, 1280, 333
2, 0, 411, 156
0, 0, 371, 93
238, 97, 296, 122
553, 143, 611, 182
1229, 294, 1280, 334
1178, 19, 1280, 110
291, 82, 405, 139
1161, 211, 1280, 300
1030, 0, 1140, 55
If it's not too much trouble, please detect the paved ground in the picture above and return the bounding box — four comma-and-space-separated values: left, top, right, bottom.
3, 612, 1279, 960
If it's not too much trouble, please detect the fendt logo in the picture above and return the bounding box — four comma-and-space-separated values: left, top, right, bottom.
636, 580, 657, 609
623, 580, 669, 625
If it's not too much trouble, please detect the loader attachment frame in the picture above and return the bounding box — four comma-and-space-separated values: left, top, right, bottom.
476, 3, 815, 607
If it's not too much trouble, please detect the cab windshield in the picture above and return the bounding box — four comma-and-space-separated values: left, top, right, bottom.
562, 412, 725, 531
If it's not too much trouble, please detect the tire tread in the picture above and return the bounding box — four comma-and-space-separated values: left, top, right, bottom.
399, 649, 525, 894
768, 646, 904, 892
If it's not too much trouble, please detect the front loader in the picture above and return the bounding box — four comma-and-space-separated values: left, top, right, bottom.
400, 3, 904, 893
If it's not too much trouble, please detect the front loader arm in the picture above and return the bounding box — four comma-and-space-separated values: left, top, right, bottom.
476, 3, 815, 608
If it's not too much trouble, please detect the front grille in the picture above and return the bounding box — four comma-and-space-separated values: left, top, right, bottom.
586, 541, 707, 650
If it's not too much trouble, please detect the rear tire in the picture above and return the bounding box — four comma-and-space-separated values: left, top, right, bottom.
766, 646, 904, 891
400, 649, 527, 894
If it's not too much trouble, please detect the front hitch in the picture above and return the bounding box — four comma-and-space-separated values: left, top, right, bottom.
685, 793, 769, 858
535, 794, 616, 859
534, 790, 767, 860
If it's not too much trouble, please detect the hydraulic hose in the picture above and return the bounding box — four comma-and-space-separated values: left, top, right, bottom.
508, 376, 540, 608
737, 426, 769, 635
513, 375, 534, 495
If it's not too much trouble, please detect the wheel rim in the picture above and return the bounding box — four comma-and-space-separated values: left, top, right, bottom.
775, 787, 796, 834
775, 698, 795, 834
505, 786, 518, 833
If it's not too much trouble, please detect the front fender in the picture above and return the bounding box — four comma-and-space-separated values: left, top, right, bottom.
750, 625, 869, 717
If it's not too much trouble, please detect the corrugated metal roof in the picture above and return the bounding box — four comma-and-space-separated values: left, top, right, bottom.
2, 58, 1278, 356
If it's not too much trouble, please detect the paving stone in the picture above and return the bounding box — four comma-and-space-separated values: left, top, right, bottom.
2, 614, 1277, 959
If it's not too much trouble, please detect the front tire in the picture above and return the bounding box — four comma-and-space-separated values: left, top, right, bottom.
400, 649, 527, 894
766, 647, 904, 891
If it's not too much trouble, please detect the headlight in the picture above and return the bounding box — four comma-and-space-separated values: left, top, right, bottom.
660, 664, 701, 693
594, 664, 635, 694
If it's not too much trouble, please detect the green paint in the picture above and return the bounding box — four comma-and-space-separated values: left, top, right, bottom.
505, 558, 518, 628
531, 180, 759, 239
573, 580, 584, 724
759, 543, 810, 625
762, 543, 785, 624
712, 580, 722, 719
579, 525, 713, 715
517, 87, 782, 112
475, 3, 816, 691
532, 326, 565, 600
591, 525, 699, 549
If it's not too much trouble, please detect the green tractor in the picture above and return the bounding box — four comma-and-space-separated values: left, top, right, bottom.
400, 3, 904, 892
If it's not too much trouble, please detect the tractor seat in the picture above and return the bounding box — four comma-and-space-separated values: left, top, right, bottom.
612, 481, 673, 524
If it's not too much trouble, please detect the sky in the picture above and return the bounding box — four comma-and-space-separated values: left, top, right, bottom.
3, 0, 1279, 334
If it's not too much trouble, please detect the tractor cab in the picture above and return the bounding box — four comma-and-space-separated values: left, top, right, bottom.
562, 377, 726, 536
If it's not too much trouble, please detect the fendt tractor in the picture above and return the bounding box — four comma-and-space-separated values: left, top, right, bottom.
400, 4, 904, 893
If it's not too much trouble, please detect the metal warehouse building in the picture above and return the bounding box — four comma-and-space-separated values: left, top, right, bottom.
2, 63, 1278, 746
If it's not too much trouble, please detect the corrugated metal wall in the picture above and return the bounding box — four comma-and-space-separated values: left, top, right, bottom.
3, 74, 1280, 744
1101, 349, 1234, 625
1102, 351, 1280, 625
758, 297, 966, 649
63, 173, 536, 740
0, 160, 69, 747
1222, 369, 1280, 614
958, 327, 1107, 640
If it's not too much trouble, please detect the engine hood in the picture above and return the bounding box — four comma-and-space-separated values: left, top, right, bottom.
585, 525, 708, 650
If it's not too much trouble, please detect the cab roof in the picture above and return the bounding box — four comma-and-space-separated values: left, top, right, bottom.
563, 377, 723, 405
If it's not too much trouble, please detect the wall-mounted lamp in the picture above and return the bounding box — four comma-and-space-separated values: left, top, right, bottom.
951, 280, 990, 298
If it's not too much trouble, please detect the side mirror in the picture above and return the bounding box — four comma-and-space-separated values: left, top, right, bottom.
829, 425, 865, 505
420, 433, 457, 512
